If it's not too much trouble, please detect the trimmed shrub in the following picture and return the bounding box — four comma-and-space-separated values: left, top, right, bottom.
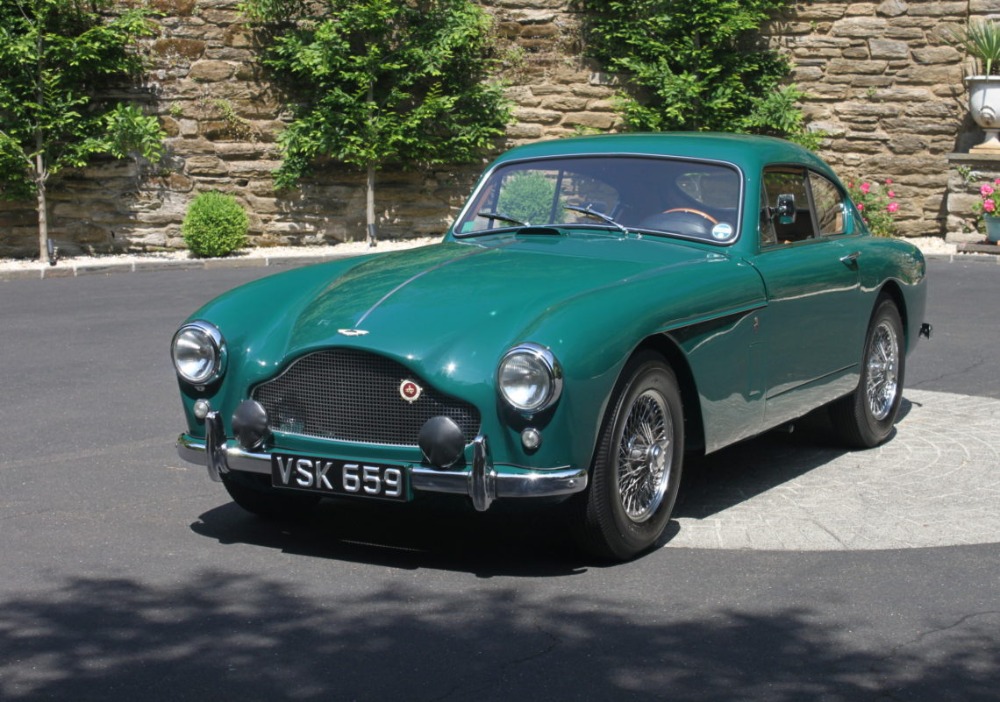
182, 191, 249, 258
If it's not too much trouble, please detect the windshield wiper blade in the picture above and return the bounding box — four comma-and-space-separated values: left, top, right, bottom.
477, 210, 528, 227
563, 204, 628, 235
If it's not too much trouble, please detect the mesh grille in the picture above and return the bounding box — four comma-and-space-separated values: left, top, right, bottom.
252, 349, 481, 447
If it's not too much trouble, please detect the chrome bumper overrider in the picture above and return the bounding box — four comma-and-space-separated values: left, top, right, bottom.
176, 413, 588, 512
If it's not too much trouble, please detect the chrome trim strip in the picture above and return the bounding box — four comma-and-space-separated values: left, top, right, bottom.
176, 435, 589, 502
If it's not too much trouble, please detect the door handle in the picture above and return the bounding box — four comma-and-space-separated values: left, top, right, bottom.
840, 251, 861, 267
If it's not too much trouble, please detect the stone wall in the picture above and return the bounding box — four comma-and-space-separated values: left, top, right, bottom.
0, 0, 994, 258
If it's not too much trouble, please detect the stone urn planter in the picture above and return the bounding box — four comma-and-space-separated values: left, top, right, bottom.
986, 215, 1000, 243
966, 76, 1000, 152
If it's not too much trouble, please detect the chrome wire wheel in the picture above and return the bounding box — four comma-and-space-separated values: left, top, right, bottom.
866, 320, 900, 421
573, 353, 684, 561
616, 389, 673, 523
829, 297, 905, 449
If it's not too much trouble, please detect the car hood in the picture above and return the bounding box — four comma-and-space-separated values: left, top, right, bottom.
200, 234, 756, 399
286, 237, 703, 358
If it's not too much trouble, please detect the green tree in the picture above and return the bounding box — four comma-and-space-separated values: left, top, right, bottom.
0, 0, 164, 262
242, 0, 512, 245
583, 0, 817, 146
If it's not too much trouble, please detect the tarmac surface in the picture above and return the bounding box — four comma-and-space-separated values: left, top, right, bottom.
2, 248, 996, 557
671, 389, 1000, 550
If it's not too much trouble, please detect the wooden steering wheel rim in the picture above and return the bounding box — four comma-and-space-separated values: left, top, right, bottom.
661, 208, 719, 225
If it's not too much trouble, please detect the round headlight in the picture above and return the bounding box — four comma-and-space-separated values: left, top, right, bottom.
172, 321, 225, 385
497, 343, 563, 413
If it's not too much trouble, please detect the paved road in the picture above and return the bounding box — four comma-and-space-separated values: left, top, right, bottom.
1, 257, 997, 701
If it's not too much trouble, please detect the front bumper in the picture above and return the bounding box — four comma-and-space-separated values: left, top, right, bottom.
176, 416, 588, 512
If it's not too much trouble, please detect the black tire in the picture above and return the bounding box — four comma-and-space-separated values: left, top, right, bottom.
572, 351, 685, 561
221, 470, 320, 520
829, 297, 905, 449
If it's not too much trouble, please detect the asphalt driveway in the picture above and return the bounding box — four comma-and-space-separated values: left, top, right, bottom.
0, 256, 997, 701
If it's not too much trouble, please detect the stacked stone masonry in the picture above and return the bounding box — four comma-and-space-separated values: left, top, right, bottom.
0, 0, 996, 257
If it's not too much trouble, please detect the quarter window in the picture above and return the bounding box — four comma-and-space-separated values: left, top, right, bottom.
809, 173, 847, 236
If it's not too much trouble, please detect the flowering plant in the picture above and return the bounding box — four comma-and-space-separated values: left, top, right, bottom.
974, 179, 1000, 217
847, 179, 899, 238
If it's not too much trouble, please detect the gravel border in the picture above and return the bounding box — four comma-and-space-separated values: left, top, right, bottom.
0, 235, 985, 282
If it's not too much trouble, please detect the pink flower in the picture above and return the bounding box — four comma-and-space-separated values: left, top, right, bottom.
860, 182, 871, 194
885, 178, 893, 185
857, 203, 865, 211
887, 202, 899, 214
994, 178, 1000, 186
985, 199, 996, 213
887, 191, 895, 198
982, 184, 995, 197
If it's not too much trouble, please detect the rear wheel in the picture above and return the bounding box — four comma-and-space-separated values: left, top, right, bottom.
221, 470, 320, 520
572, 352, 684, 561
830, 297, 905, 448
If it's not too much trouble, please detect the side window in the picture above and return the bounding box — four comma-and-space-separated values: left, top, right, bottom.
809, 172, 847, 236
761, 167, 816, 245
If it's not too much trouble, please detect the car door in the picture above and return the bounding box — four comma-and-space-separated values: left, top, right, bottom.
749, 166, 867, 427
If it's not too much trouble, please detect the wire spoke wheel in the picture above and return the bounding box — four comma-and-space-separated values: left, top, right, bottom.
830, 297, 905, 449
865, 320, 899, 421
573, 352, 684, 561
616, 390, 673, 523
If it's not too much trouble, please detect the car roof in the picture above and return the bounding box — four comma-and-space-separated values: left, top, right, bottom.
492, 132, 834, 178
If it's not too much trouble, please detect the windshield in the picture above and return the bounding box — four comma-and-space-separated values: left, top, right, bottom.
454, 155, 742, 244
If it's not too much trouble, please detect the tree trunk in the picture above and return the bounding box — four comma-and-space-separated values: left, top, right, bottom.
35, 148, 50, 264
366, 161, 377, 247
36, 181, 49, 263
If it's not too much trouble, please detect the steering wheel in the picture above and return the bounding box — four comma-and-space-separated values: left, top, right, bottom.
661, 208, 719, 225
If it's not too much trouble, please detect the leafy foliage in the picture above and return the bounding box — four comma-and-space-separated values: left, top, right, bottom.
241, 0, 512, 190
945, 19, 1000, 76
847, 179, 898, 238
497, 172, 563, 226
0, 0, 164, 258
182, 191, 250, 258
582, 0, 817, 147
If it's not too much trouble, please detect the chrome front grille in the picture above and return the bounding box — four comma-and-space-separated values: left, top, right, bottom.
251, 349, 481, 447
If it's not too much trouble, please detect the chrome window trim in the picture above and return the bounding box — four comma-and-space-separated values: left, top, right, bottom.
452, 152, 745, 247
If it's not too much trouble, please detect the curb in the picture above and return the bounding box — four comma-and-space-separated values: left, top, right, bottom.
0, 252, 353, 283
0, 249, 994, 283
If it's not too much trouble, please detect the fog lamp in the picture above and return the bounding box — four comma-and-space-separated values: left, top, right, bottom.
418, 416, 466, 468
232, 400, 270, 451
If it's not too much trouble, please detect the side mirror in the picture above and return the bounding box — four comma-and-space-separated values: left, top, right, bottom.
775, 194, 796, 225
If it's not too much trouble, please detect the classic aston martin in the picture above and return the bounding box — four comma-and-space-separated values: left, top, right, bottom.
173, 133, 929, 560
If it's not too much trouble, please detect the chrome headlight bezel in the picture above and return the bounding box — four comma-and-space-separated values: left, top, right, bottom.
171, 321, 226, 386
497, 342, 563, 414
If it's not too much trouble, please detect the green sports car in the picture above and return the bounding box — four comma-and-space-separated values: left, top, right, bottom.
173, 133, 929, 560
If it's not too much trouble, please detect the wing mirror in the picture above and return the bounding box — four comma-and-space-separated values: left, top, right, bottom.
775, 194, 796, 225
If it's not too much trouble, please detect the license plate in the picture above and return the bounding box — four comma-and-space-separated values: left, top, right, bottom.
271, 453, 409, 502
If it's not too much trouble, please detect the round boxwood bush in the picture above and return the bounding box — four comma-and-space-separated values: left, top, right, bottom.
182, 191, 249, 258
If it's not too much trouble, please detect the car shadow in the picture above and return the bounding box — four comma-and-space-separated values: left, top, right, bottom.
191, 496, 593, 577
675, 398, 911, 520
191, 399, 913, 570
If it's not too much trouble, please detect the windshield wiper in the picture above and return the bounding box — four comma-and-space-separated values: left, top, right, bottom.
563, 204, 628, 235
477, 210, 528, 227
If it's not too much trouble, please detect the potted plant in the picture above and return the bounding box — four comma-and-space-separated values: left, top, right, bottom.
974, 179, 1000, 243
951, 19, 1000, 152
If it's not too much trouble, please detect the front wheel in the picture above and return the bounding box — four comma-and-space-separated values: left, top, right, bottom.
829, 297, 905, 448
572, 352, 685, 561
